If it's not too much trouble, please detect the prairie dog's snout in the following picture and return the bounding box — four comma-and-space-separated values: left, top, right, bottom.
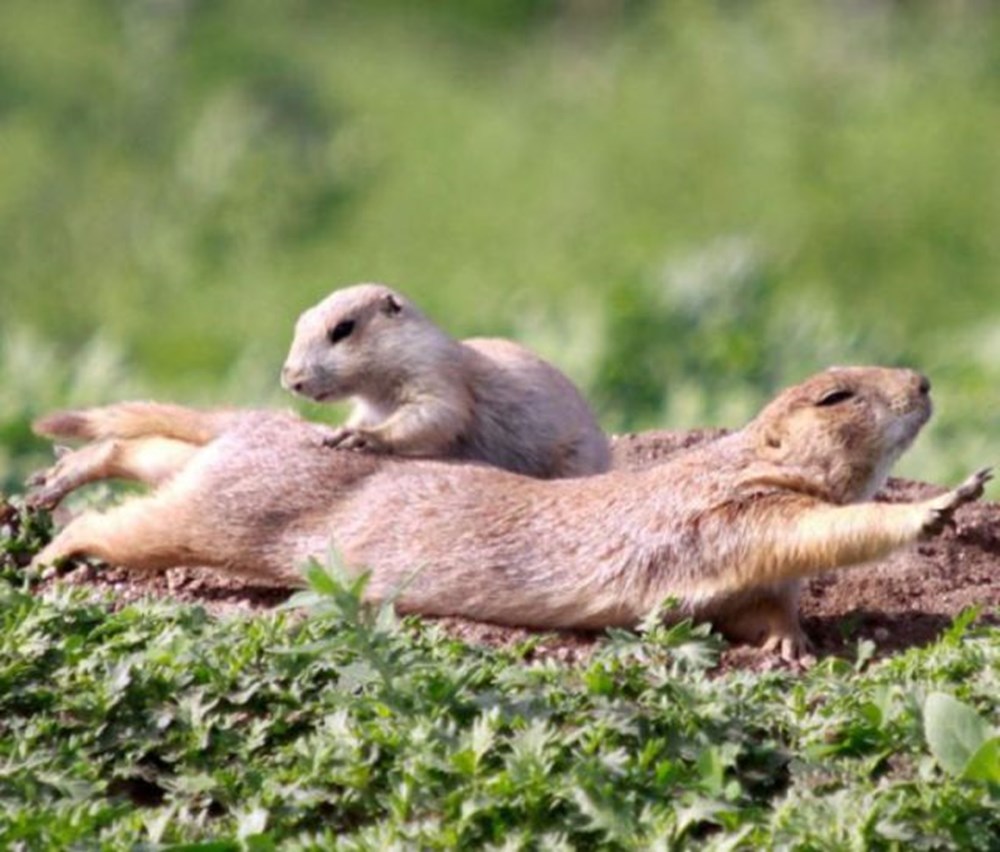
878, 369, 933, 464
899, 369, 932, 417
280, 362, 306, 395
888, 367, 931, 404
881, 369, 933, 436
280, 360, 329, 398
280, 357, 332, 400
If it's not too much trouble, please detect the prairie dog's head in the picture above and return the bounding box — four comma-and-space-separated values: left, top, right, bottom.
282, 283, 451, 402
745, 366, 932, 502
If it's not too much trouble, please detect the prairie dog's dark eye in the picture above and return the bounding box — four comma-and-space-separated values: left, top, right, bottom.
328, 320, 355, 344
816, 389, 855, 407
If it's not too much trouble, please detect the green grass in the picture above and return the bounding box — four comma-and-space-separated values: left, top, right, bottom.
1, 520, 999, 849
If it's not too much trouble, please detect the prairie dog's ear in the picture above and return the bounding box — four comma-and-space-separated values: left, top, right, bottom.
381, 293, 404, 316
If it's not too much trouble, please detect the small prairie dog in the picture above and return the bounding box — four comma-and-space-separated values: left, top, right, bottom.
280, 283, 611, 478
29, 367, 991, 658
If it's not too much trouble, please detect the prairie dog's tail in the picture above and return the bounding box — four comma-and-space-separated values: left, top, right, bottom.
33, 402, 240, 446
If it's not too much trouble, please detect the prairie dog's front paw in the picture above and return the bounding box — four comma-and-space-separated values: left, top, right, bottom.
322, 427, 386, 453
922, 467, 992, 537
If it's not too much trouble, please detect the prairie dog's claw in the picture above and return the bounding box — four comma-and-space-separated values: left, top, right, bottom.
322, 427, 385, 454
922, 467, 992, 537
25, 445, 82, 506
762, 629, 814, 662
26, 467, 59, 509
955, 467, 993, 502
321, 426, 352, 449
26, 469, 48, 488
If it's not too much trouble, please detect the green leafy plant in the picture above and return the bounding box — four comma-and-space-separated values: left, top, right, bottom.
2, 529, 999, 847
924, 692, 1000, 783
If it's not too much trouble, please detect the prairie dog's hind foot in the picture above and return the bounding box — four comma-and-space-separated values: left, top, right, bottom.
760, 628, 814, 663
26, 437, 201, 511
922, 467, 993, 537
26, 442, 120, 510
716, 590, 814, 662
29, 541, 74, 578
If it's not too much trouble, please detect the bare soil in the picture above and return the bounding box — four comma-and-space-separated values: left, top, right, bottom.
28, 429, 1000, 671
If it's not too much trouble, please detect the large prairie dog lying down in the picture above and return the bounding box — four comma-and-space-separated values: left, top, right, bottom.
29, 367, 990, 658
280, 283, 611, 478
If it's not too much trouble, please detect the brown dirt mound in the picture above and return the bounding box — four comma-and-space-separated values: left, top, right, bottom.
29, 429, 1000, 671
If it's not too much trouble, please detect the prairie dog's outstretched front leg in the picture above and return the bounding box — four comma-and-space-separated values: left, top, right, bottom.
707, 469, 991, 659
27, 437, 199, 510
715, 468, 993, 594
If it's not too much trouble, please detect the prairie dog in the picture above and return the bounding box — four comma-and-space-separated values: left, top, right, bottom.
280, 283, 610, 478
29, 367, 991, 658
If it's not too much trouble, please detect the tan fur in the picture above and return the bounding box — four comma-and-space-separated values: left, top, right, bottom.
29, 367, 991, 658
35, 402, 243, 446
27, 437, 199, 509
281, 283, 610, 478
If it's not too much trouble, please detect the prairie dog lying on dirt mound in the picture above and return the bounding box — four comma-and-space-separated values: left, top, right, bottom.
280, 283, 610, 478
29, 367, 991, 658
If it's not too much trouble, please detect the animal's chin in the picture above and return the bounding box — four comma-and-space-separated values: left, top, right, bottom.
858, 407, 931, 500
307, 387, 348, 403
883, 402, 931, 454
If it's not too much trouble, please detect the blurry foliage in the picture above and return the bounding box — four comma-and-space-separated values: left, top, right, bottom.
598, 238, 793, 427
0, 331, 137, 492
0, 0, 997, 487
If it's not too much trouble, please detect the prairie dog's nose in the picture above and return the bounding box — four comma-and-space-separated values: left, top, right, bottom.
281, 363, 305, 394
917, 374, 931, 395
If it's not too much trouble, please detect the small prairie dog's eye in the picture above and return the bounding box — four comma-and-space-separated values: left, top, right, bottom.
816, 389, 855, 407
328, 320, 355, 345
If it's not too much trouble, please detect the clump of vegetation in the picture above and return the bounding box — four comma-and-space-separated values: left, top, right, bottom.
1, 543, 998, 848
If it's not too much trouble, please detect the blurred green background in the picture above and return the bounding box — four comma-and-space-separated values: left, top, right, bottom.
1, 0, 997, 492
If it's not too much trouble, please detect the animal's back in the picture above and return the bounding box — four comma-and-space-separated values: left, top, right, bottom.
462, 337, 610, 477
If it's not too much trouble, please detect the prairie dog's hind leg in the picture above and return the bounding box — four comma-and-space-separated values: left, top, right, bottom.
712, 582, 812, 661
30, 492, 203, 575
28, 437, 200, 510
